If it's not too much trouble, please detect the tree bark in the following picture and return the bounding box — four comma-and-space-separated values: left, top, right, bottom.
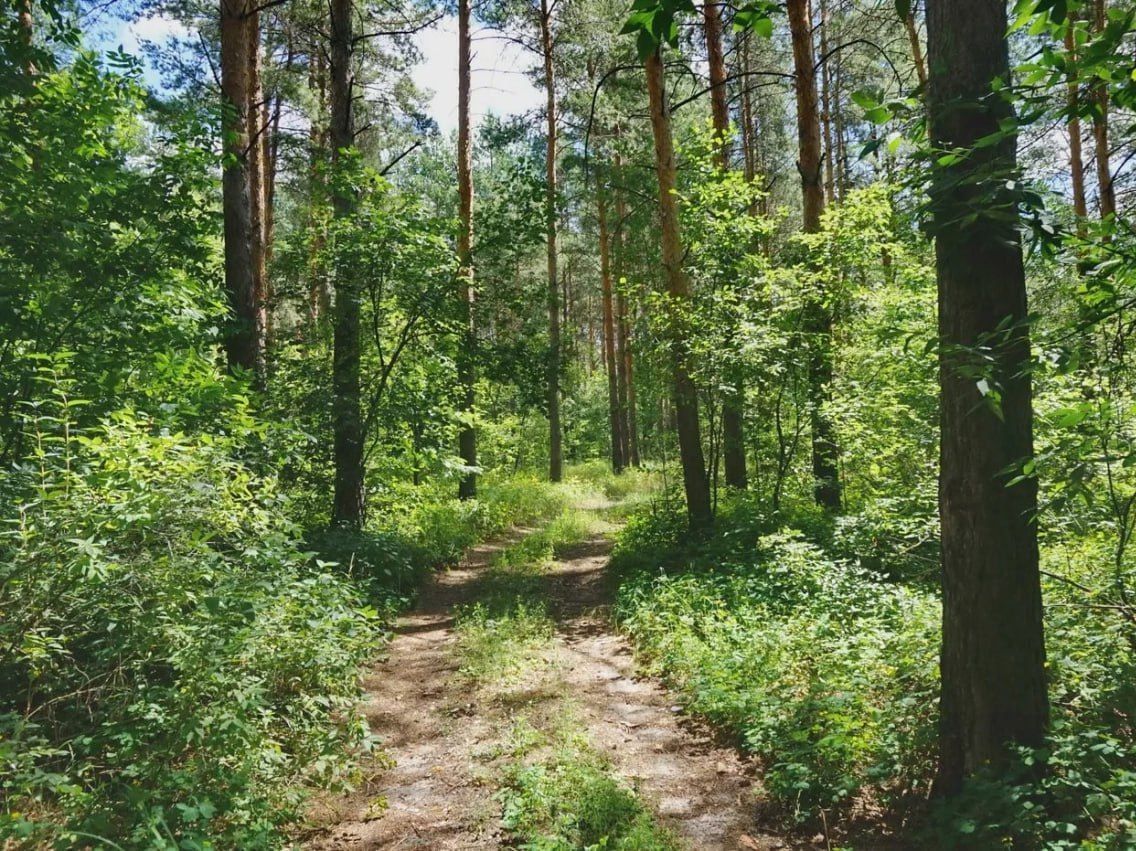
820, 0, 837, 204
645, 48, 712, 528
1091, 0, 1115, 220
457, 0, 478, 499
308, 48, 331, 324
1065, 16, 1088, 222
905, 10, 928, 90
926, 0, 1048, 795
247, 7, 268, 385
539, 0, 562, 482
703, 0, 747, 490
613, 152, 639, 467
598, 178, 624, 473
329, 0, 365, 527
788, 0, 842, 511
219, 0, 262, 381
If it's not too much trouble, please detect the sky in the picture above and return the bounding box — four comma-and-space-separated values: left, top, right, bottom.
105, 11, 544, 135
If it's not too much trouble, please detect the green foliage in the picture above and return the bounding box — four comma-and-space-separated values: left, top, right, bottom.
0, 405, 379, 848
613, 495, 1136, 846
500, 730, 680, 851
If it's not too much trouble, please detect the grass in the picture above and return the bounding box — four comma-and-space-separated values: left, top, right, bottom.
450, 482, 679, 850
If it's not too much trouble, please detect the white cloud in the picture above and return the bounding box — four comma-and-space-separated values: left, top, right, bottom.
120, 13, 190, 54
413, 16, 545, 135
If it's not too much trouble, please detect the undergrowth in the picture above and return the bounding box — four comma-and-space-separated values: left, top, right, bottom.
611, 492, 1136, 848
499, 725, 680, 851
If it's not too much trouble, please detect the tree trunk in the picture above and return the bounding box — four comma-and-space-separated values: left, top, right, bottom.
219, 0, 262, 381
598, 178, 624, 473
19, 0, 36, 75
613, 153, 639, 467
457, 0, 478, 500
329, 0, 365, 527
1065, 17, 1087, 222
645, 48, 712, 528
703, 0, 747, 490
788, 0, 842, 511
905, 10, 928, 90
926, 0, 1048, 795
820, 0, 837, 204
247, 7, 268, 385
1091, 0, 1115, 220
540, 0, 562, 482
308, 48, 331, 324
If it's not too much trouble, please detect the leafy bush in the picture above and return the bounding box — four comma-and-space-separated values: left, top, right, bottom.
0, 410, 380, 848
612, 496, 1136, 846
500, 732, 680, 851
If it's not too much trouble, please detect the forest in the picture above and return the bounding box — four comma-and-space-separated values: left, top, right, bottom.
1, 0, 1135, 846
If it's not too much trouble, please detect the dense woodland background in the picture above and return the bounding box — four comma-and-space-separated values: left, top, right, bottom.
2, 0, 1136, 846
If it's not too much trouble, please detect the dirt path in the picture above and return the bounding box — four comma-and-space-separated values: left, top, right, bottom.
304, 525, 808, 850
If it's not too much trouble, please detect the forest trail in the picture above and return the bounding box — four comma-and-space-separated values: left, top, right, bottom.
303, 510, 807, 850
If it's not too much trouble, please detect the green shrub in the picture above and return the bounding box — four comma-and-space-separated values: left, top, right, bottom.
500, 734, 680, 851
612, 496, 1136, 846
0, 412, 379, 848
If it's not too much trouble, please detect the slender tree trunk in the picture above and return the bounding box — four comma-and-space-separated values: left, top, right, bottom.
820, 0, 837, 204
19, 0, 36, 75
308, 49, 331, 324
539, 0, 562, 482
645, 48, 712, 528
598, 178, 624, 472
1065, 17, 1088, 222
1091, 0, 1115, 220
788, 0, 842, 511
613, 153, 639, 467
219, 0, 261, 380
926, 0, 1048, 795
703, 0, 747, 489
329, 0, 365, 527
247, 7, 268, 385
457, 0, 478, 499
905, 10, 928, 90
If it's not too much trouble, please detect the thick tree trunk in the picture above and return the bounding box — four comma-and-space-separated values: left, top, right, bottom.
540, 0, 562, 482
1091, 0, 1115, 220
329, 0, 365, 527
247, 8, 268, 385
219, 0, 262, 381
926, 0, 1048, 795
788, 0, 842, 511
703, 0, 747, 490
598, 179, 624, 473
1065, 18, 1087, 222
457, 0, 478, 500
645, 48, 712, 528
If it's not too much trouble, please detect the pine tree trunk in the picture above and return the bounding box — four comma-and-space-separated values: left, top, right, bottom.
612, 155, 639, 467
702, 0, 747, 490
540, 0, 562, 482
820, 0, 837, 204
926, 0, 1049, 795
905, 11, 928, 90
457, 0, 478, 499
788, 0, 842, 511
645, 48, 712, 528
1065, 17, 1087, 222
247, 7, 268, 385
1091, 0, 1115, 220
598, 179, 624, 472
219, 0, 261, 380
329, 0, 365, 527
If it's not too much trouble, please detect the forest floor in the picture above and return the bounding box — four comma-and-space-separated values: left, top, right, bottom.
302, 498, 817, 850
